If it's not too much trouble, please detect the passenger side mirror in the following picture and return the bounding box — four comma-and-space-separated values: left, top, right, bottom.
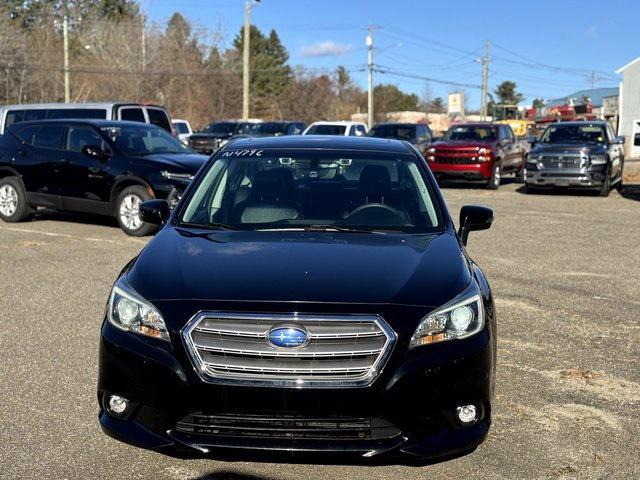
82, 144, 110, 161
458, 205, 493, 246
139, 200, 170, 225
614, 136, 625, 145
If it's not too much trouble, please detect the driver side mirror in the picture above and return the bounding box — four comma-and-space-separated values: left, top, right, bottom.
458, 205, 493, 246
139, 199, 170, 225
82, 144, 111, 161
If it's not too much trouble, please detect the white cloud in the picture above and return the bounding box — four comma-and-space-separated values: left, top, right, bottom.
301, 41, 352, 58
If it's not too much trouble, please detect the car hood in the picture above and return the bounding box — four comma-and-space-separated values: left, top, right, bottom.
132, 153, 208, 173
530, 143, 606, 155
433, 140, 495, 148
127, 228, 470, 309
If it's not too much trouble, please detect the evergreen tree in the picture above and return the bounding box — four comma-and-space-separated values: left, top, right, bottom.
233, 25, 292, 117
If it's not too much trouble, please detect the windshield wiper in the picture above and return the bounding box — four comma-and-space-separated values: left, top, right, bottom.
179, 221, 239, 231
304, 224, 374, 233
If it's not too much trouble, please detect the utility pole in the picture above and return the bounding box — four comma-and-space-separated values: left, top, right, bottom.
366, 26, 375, 129
424, 80, 431, 116
589, 70, 596, 89
63, 14, 70, 102
242, 0, 252, 120
480, 41, 490, 121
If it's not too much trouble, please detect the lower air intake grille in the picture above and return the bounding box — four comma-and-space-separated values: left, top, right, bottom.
182, 312, 397, 387
175, 413, 401, 441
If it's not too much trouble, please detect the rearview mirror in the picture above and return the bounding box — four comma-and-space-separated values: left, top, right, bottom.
81, 144, 110, 160
458, 205, 493, 246
139, 200, 170, 225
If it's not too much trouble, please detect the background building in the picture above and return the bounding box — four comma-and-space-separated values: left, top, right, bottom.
616, 57, 640, 158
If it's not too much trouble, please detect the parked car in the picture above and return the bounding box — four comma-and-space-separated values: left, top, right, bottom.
188, 120, 259, 154
172, 119, 193, 145
245, 120, 306, 137
0, 102, 174, 135
97, 135, 496, 463
425, 123, 528, 189
368, 122, 432, 151
303, 121, 367, 136
0, 120, 207, 236
525, 121, 624, 196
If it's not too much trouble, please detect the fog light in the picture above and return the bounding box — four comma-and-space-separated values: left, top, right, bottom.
456, 404, 478, 424
108, 395, 129, 415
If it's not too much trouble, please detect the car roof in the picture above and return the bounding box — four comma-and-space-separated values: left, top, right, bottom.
7, 119, 164, 129
374, 122, 422, 127
309, 121, 363, 126
0, 102, 165, 110
223, 135, 414, 153
546, 121, 608, 126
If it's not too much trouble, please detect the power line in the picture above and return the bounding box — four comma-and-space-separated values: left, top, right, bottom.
375, 66, 481, 90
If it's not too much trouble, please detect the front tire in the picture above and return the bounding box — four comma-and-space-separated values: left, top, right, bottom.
486, 162, 501, 190
599, 167, 611, 197
0, 176, 32, 223
115, 186, 156, 236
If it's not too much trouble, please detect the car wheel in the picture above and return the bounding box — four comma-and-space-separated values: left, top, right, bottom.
0, 176, 32, 223
615, 165, 624, 192
599, 168, 611, 197
115, 186, 157, 236
486, 163, 501, 190
515, 166, 526, 184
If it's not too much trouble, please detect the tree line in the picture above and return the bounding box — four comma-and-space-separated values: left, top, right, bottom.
0, 1, 448, 129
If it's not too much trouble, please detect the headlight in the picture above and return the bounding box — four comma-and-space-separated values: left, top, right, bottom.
107, 277, 169, 341
161, 171, 194, 183
589, 155, 607, 165
477, 147, 491, 155
410, 289, 484, 348
426, 147, 436, 154
527, 155, 539, 164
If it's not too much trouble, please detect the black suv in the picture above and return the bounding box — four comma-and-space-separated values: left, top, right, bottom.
239, 120, 306, 138
525, 121, 625, 196
97, 135, 496, 463
188, 121, 256, 155
0, 120, 208, 235
368, 123, 433, 152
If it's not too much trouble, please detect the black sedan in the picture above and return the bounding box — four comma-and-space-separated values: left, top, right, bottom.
0, 120, 208, 235
97, 135, 496, 463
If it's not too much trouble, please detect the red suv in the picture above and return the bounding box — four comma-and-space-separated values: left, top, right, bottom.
425, 123, 527, 189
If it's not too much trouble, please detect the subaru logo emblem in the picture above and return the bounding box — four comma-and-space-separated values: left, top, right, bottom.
267, 326, 309, 349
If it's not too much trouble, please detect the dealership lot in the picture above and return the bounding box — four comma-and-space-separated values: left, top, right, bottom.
1, 180, 639, 479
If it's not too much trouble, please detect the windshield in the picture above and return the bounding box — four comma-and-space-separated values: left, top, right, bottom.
179, 149, 442, 232
251, 123, 287, 136
173, 122, 189, 134
205, 122, 236, 134
306, 124, 346, 135
369, 125, 416, 140
101, 124, 190, 155
443, 125, 496, 142
540, 124, 607, 144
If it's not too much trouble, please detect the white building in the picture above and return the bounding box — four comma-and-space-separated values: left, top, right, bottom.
616, 57, 640, 158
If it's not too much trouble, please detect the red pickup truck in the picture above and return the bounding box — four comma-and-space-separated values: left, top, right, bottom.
425, 123, 528, 189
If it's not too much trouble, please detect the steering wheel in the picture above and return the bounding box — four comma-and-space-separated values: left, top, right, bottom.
342, 203, 406, 225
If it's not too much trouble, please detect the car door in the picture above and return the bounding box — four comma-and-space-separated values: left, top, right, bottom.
28, 124, 67, 203
499, 126, 517, 169
60, 125, 113, 213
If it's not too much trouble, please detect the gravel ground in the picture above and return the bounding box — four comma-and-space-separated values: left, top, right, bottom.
0, 179, 639, 480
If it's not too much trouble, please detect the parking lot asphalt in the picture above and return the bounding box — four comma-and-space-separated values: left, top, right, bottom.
1, 180, 639, 480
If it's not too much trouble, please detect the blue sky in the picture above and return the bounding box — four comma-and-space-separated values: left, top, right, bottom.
144, 0, 639, 109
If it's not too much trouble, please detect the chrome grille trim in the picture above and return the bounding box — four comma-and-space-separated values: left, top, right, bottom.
181, 311, 397, 388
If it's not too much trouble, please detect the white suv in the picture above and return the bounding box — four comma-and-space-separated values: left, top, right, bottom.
303, 121, 368, 137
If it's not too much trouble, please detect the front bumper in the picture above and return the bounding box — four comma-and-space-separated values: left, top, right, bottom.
97, 306, 495, 463
525, 164, 607, 188
428, 161, 494, 182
